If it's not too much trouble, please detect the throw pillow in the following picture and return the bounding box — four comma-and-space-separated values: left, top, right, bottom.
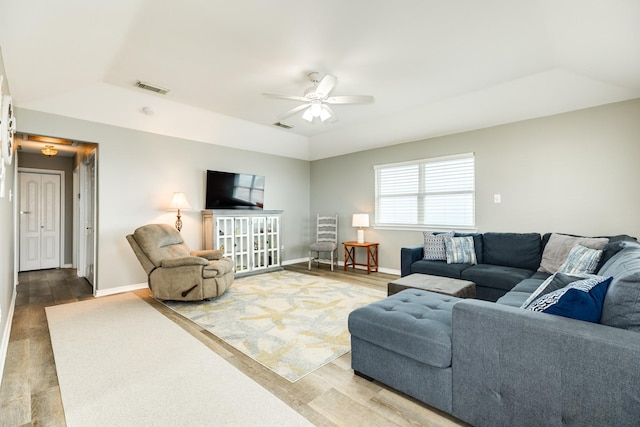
423, 231, 455, 261
557, 244, 602, 275
538, 233, 609, 274
520, 272, 585, 309
444, 236, 477, 265
525, 275, 613, 323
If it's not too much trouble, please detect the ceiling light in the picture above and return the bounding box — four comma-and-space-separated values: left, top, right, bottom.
320, 107, 332, 122
310, 100, 323, 117
41, 145, 58, 157
302, 108, 313, 122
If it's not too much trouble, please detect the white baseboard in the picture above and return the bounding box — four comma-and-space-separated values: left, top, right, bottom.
291, 257, 400, 276
62, 263, 73, 268
95, 282, 148, 298
0, 289, 17, 388
282, 258, 308, 265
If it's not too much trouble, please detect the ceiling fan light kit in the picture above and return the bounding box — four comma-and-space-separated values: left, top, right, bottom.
264, 72, 374, 123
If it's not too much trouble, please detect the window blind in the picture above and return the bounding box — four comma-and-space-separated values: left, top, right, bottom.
375, 153, 475, 228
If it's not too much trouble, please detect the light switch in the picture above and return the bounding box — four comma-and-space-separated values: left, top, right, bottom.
494, 194, 501, 203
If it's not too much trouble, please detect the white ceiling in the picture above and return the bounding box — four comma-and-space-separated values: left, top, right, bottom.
1, 0, 639, 160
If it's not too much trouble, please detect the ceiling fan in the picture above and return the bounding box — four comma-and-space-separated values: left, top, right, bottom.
263, 72, 374, 123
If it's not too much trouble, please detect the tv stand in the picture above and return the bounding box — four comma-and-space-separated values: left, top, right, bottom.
202, 210, 283, 277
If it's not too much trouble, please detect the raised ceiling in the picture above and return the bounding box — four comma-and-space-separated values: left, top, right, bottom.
1, 0, 639, 160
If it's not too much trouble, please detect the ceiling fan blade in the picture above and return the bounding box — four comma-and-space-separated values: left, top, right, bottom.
263, 93, 308, 103
325, 95, 374, 104
277, 103, 311, 120
315, 74, 337, 97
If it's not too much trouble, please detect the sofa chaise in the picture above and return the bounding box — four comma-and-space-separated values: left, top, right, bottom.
350, 232, 640, 426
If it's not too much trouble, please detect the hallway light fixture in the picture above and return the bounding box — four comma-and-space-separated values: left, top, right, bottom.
168, 192, 192, 232
352, 213, 370, 244
41, 145, 58, 157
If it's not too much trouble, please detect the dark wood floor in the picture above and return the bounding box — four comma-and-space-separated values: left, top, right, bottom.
0, 264, 465, 426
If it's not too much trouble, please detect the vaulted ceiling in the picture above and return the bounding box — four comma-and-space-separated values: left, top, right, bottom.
1, 1, 639, 160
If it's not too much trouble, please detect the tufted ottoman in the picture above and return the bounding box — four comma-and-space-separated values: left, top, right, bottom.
348, 289, 460, 413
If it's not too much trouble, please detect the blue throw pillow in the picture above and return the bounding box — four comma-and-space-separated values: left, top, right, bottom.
444, 235, 477, 265
525, 275, 613, 322
557, 244, 603, 275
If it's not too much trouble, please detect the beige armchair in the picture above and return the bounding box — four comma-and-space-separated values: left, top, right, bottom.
126, 223, 234, 301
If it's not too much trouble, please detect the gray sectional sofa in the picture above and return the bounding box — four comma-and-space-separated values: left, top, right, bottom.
401, 232, 631, 301
350, 232, 640, 426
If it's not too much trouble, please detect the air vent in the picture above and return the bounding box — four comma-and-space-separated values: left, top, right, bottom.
273, 122, 293, 129
135, 80, 169, 94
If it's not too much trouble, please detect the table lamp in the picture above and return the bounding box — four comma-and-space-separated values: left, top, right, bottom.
169, 192, 192, 232
352, 214, 370, 244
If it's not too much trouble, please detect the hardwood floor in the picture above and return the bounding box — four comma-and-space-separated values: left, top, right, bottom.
0, 264, 466, 426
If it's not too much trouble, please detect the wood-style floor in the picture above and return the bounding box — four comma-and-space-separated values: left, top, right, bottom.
0, 264, 466, 427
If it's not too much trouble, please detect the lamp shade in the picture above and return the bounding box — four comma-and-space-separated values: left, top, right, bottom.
168, 192, 192, 210
352, 214, 369, 228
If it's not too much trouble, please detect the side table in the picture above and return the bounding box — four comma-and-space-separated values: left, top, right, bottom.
343, 241, 379, 274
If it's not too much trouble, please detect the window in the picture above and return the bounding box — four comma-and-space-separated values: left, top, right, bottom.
374, 153, 475, 229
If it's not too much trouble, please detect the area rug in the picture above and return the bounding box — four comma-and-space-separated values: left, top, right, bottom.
46, 293, 313, 427
163, 270, 386, 382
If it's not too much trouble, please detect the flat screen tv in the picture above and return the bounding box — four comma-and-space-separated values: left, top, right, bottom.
205, 170, 265, 210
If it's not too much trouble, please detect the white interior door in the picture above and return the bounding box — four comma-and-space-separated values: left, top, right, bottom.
19, 171, 61, 271
83, 153, 96, 288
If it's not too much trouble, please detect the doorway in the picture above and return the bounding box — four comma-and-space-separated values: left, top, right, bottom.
16, 134, 98, 294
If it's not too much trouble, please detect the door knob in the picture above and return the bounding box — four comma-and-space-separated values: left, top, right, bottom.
20, 211, 31, 214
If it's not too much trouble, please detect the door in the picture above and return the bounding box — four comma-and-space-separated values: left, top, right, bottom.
83, 153, 96, 288
19, 172, 61, 271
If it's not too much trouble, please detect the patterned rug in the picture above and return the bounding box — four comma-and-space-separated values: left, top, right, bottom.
163, 270, 385, 382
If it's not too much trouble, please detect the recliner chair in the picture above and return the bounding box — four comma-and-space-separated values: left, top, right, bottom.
126, 223, 234, 301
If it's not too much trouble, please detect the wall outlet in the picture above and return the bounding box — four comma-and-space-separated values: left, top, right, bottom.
494, 194, 501, 203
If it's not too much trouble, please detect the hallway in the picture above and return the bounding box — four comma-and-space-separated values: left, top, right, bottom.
0, 269, 92, 426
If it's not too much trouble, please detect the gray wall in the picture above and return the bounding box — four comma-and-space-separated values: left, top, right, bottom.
15, 108, 311, 292
311, 98, 640, 272
0, 52, 16, 371
18, 152, 74, 265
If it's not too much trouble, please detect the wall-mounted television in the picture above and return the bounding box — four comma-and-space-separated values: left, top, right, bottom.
205, 170, 265, 210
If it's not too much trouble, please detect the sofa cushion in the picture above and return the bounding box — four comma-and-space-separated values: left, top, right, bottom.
423, 231, 454, 261
539, 233, 609, 274
482, 232, 542, 270
444, 236, 477, 264
461, 264, 534, 292
348, 290, 459, 368
496, 277, 546, 308
525, 275, 613, 323
557, 244, 602, 275
410, 260, 471, 279
598, 246, 640, 331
